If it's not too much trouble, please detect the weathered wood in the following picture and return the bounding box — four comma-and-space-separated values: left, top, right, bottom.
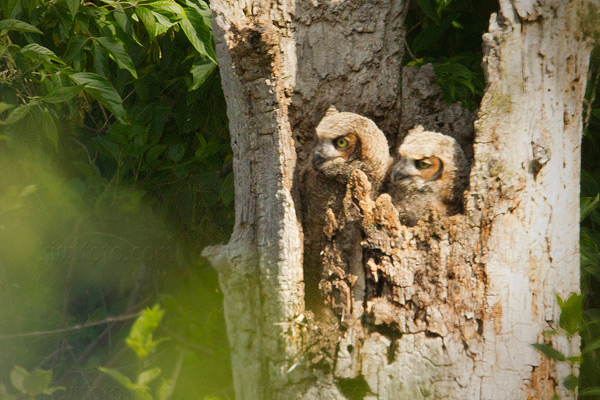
472, 1, 591, 397
204, 0, 592, 398
204, 1, 407, 398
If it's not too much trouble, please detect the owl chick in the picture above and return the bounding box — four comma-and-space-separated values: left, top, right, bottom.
301, 106, 391, 312
388, 126, 469, 226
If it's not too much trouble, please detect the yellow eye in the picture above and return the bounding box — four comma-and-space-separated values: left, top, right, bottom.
416, 159, 432, 170
334, 137, 349, 148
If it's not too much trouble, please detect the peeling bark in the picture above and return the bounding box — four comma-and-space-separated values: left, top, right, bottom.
203, 0, 593, 399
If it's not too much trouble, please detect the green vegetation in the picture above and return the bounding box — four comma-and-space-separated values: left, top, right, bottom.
0, 0, 599, 398
403, 0, 493, 110
0, 0, 232, 397
579, 45, 600, 396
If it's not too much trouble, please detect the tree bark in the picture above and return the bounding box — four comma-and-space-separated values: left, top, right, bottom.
203, 0, 593, 399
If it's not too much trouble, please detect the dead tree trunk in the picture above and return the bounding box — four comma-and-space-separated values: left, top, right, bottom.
203, 0, 593, 399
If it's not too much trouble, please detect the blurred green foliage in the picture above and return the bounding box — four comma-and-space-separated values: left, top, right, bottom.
580, 44, 600, 395
0, 365, 65, 399
100, 305, 175, 400
0, 0, 233, 398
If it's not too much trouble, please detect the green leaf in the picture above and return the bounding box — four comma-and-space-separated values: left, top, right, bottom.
151, 10, 178, 35
69, 72, 128, 123
167, 144, 185, 162
182, 0, 214, 57
416, 0, 439, 22
63, 35, 90, 63
93, 137, 121, 159
146, 144, 166, 162
136, 368, 161, 386
190, 56, 216, 90
42, 85, 84, 104
125, 304, 166, 359
134, 388, 154, 400
543, 329, 559, 337
96, 37, 138, 78
0, 19, 43, 34
9, 366, 28, 394
581, 194, 599, 222
531, 343, 566, 361
22, 369, 52, 396
135, 6, 157, 40
157, 378, 174, 400
98, 367, 137, 391
0, 102, 14, 114
183, 0, 211, 21
22, 43, 66, 65
563, 374, 577, 391
180, 18, 207, 57
0, 383, 17, 400
566, 355, 582, 364
451, 20, 463, 29
580, 387, 600, 397
557, 292, 583, 336
65, 0, 80, 17
587, 308, 600, 324
412, 14, 454, 53
93, 43, 110, 79
1, 0, 20, 18
43, 386, 66, 395
583, 337, 600, 354
39, 110, 59, 148
147, 0, 186, 19
0, 104, 32, 125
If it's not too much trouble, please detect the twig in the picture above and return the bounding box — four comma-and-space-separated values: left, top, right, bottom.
0, 312, 142, 340
405, 41, 418, 62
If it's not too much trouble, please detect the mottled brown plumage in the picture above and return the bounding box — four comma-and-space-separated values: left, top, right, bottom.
388, 125, 469, 226
301, 107, 391, 312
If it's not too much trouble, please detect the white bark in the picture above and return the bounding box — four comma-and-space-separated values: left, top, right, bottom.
204, 0, 592, 399
472, 1, 591, 397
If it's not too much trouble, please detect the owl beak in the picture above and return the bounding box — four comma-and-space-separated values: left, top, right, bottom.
391, 165, 408, 182
312, 151, 328, 167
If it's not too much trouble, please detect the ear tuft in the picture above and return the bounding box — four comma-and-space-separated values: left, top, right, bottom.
409, 125, 425, 135
325, 105, 339, 117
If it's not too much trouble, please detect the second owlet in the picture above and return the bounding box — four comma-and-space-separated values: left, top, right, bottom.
388, 125, 469, 226
301, 107, 391, 311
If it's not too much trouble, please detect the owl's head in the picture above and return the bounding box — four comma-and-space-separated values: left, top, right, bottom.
390, 126, 468, 209
311, 107, 390, 186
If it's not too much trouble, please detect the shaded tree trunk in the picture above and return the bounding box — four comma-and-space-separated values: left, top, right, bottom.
203, 0, 593, 398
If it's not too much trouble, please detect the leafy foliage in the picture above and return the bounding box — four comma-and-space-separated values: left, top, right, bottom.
580, 44, 600, 395
0, 0, 233, 397
403, 0, 493, 109
100, 305, 174, 400
0, 366, 64, 400
533, 293, 600, 398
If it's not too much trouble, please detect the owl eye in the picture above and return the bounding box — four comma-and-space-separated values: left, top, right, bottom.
415, 159, 432, 170
334, 137, 350, 148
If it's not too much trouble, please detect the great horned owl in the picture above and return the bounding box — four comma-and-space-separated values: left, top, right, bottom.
301, 106, 391, 312
388, 125, 469, 226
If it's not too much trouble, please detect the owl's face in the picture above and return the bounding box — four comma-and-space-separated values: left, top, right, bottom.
390, 154, 443, 193
311, 130, 362, 181
309, 110, 390, 187
388, 127, 468, 224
